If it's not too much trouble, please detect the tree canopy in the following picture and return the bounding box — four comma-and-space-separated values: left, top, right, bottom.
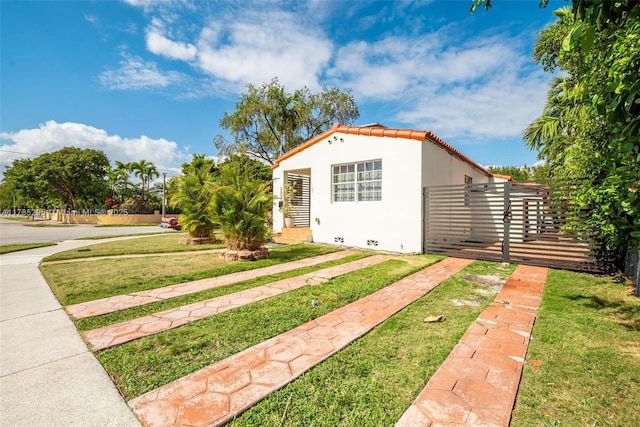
212, 154, 272, 185
1, 148, 163, 213
1, 147, 110, 210
215, 77, 360, 165
487, 164, 550, 181
476, 0, 639, 268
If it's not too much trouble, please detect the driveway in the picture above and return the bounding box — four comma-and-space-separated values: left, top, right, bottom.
0, 218, 173, 245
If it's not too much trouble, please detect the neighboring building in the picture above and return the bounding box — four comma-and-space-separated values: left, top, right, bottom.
271, 122, 508, 254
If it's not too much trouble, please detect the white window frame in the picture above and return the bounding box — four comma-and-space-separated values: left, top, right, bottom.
332, 160, 382, 203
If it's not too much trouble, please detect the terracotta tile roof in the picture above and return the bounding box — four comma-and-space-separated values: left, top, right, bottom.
492, 173, 515, 182
272, 122, 493, 177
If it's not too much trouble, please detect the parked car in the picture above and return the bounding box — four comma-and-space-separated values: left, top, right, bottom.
160, 217, 181, 230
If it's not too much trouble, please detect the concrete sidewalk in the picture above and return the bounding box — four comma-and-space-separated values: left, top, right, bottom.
0, 240, 141, 426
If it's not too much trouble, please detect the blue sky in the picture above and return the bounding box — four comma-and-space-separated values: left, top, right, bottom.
1, 0, 564, 179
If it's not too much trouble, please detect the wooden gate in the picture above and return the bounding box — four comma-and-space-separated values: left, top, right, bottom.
423, 181, 599, 272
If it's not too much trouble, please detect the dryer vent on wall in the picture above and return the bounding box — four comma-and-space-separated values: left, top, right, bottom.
334, 237, 344, 243
367, 240, 379, 247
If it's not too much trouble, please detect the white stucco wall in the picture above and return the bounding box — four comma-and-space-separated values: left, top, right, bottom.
273, 133, 423, 253
421, 141, 492, 188
273, 133, 495, 254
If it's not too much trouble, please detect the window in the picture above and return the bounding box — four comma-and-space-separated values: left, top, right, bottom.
332, 160, 382, 202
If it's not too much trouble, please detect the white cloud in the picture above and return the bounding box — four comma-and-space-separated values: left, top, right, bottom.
99, 51, 185, 90
122, 0, 163, 11
0, 121, 188, 178
146, 19, 197, 61
108, 2, 550, 142
327, 31, 550, 140
196, 11, 332, 90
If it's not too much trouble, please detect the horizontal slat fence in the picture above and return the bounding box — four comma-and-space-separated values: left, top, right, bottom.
424, 181, 599, 272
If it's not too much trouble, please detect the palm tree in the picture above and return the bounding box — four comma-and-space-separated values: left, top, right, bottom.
143, 162, 160, 199
211, 160, 272, 250
114, 161, 133, 201
105, 166, 119, 200
130, 159, 159, 204
170, 155, 217, 240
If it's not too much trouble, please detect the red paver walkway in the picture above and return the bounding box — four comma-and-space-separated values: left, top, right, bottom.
128, 257, 472, 427
66, 250, 357, 319
396, 264, 548, 427
85, 255, 391, 351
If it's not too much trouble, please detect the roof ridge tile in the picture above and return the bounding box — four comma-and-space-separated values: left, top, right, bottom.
272, 123, 492, 177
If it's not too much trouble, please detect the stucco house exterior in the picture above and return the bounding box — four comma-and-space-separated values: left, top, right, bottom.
271, 122, 507, 254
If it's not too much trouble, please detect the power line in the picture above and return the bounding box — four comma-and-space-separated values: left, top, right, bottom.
0, 149, 39, 156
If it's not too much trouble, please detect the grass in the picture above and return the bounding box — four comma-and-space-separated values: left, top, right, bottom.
43, 233, 224, 261
97, 255, 444, 400
75, 252, 372, 331
40, 244, 341, 305
226, 261, 515, 426
37, 231, 640, 425
75, 231, 175, 240
0, 242, 57, 254
97, 258, 509, 403
511, 270, 640, 427
23, 222, 77, 227
95, 223, 160, 227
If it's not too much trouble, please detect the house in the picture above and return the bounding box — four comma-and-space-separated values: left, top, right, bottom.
271, 122, 508, 254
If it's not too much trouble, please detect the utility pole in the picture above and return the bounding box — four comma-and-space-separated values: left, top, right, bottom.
162, 172, 167, 218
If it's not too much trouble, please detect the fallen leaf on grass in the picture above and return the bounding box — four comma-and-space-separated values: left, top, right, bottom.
530, 359, 544, 372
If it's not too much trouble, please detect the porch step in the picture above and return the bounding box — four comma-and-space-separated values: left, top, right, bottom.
273, 226, 312, 245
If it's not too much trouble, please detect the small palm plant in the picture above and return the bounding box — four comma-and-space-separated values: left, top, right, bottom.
212, 161, 272, 250
170, 155, 217, 241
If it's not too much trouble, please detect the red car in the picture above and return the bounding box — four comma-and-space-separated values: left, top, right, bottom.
160, 217, 181, 230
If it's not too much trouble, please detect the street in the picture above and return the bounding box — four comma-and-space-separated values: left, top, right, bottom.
0, 217, 173, 245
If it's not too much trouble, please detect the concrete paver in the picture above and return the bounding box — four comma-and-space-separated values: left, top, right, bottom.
0, 240, 142, 427
66, 250, 358, 319
85, 255, 390, 351
128, 257, 472, 427
396, 264, 548, 427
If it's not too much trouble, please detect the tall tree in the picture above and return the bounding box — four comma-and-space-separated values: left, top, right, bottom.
105, 166, 119, 201
0, 158, 47, 209
130, 159, 159, 204
215, 77, 359, 165
474, 1, 640, 269
522, 2, 638, 268
212, 154, 273, 185
29, 147, 109, 209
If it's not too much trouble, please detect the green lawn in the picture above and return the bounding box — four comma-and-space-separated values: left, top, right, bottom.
43, 233, 224, 261
97, 255, 447, 400
512, 270, 640, 426
37, 235, 640, 425
40, 244, 341, 305
75, 252, 372, 331
75, 231, 174, 240
226, 261, 515, 426
0, 242, 57, 254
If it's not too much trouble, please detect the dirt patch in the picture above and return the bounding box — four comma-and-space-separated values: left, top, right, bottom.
464, 274, 505, 289
451, 299, 481, 307
619, 341, 640, 358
